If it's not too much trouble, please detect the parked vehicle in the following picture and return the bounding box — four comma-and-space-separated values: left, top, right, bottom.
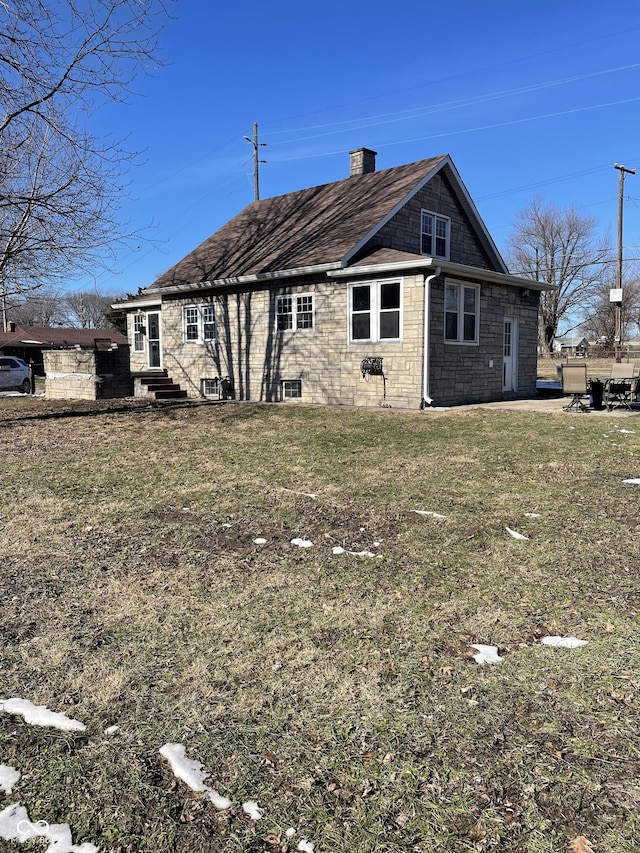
0, 356, 33, 393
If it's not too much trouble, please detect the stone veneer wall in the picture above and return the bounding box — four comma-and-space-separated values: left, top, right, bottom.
44, 346, 132, 400
429, 280, 539, 407
136, 272, 538, 409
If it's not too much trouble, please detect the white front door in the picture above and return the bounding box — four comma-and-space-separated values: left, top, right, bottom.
503, 317, 518, 392
146, 311, 162, 369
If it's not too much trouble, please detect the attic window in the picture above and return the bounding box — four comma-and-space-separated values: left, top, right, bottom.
421, 211, 450, 259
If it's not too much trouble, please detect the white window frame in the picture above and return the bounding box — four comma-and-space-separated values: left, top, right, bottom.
276, 293, 314, 332
183, 304, 216, 344
133, 313, 144, 352
348, 279, 402, 344
421, 210, 450, 260
281, 379, 302, 400
444, 280, 480, 345
201, 377, 220, 398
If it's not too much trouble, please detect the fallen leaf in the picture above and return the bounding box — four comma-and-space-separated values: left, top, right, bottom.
567, 835, 595, 853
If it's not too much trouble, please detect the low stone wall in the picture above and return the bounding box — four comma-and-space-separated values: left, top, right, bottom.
43, 346, 132, 400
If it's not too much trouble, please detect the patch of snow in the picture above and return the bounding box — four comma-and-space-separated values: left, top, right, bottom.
331, 546, 381, 557
0, 765, 20, 795
242, 800, 264, 820
0, 803, 99, 852
159, 744, 231, 810
103, 725, 119, 736
285, 827, 296, 837
541, 636, 588, 648
505, 527, 529, 540
253, 538, 267, 545
0, 698, 86, 732
297, 840, 315, 852
412, 510, 446, 519
524, 512, 541, 518
622, 478, 640, 485
617, 428, 635, 434
291, 538, 313, 548
471, 644, 503, 665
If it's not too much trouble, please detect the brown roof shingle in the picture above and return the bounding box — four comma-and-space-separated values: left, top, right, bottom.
149, 156, 449, 290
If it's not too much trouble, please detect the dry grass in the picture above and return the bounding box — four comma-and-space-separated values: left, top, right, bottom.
1, 397, 639, 852
537, 356, 638, 381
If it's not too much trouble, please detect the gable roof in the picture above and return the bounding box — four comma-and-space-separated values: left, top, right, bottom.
147, 153, 508, 292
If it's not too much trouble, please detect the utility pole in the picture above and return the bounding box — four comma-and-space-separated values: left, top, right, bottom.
614, 163, 635, 362
244, 122, 267, 202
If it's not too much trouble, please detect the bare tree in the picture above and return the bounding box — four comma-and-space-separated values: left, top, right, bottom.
9, 287, 66, 326
64, 289, 123, 329
578, 263, 640, 350
0, 0, 173, 330
505, 196, 611, 355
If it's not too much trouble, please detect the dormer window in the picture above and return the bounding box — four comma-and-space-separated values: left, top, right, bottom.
421, 211, 450, 259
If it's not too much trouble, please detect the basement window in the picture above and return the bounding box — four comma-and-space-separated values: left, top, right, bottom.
202, 378, 220, 398
281, 379, 302, 400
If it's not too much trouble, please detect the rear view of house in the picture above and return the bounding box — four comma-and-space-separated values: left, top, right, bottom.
120, 149, 550, 408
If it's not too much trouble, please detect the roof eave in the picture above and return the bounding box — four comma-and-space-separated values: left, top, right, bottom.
143, 262, 343, 297
334, 256, 555, 290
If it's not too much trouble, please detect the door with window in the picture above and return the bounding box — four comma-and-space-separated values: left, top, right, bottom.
503, 317, 518, 392
147, 311, 162, 368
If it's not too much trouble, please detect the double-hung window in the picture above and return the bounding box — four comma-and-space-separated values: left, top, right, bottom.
133, 314, 144, 352
421, 210, 450, 259
349, 280, 401, 343
445, 281, 479, 344
184, 304, 216, 343
276, 293, 314, 332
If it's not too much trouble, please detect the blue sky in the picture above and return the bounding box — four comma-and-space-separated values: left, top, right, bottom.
84, 0, 640, 299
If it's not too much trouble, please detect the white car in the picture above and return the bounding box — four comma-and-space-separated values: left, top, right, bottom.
0, 355, 32, 393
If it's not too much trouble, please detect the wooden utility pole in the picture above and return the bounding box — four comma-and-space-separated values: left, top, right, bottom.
614, 163, 635, 362
244, 122, 267, 201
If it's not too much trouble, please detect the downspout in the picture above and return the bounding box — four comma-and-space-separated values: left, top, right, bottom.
420, 266, 441, 409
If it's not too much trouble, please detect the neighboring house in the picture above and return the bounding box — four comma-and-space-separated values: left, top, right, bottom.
0, 324, 128, 375
554, 336, 590, 357
119, 149, 551, 408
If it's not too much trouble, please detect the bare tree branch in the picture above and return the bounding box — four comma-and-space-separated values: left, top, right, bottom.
505, 196, 612, 355
0, 0, 174, 330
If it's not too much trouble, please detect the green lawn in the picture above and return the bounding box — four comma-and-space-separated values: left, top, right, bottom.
1, 398, 639, 852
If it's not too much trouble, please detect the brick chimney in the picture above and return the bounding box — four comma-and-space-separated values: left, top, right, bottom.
349, 148, 377, 177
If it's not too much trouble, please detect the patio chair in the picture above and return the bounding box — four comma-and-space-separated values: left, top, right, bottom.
603, 362, 635, 411
561, 363, 589, 412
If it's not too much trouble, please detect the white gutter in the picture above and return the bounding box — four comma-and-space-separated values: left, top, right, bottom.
142, 262, 343, 297
110, 297, 162, 310
421, 267, 440, 409
332, 257, 552, 291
